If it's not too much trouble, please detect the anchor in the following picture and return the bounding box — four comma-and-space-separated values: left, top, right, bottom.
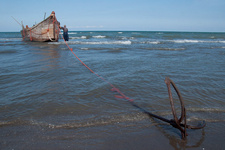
130, 77, 206, 140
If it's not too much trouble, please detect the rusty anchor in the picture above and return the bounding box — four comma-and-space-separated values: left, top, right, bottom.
130, 77, 206, 140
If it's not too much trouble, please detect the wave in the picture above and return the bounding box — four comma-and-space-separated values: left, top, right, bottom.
81, 48, 89, 50
173, 39, 225, 43
186, 117, 225, 123
92, 35, 106, 39
0, 113, 148, 129
0, 38, 22, 41
79, 41, 132, 45
119, 36, 135, 40
140, 41, 161, 44
70, 36, 88, 39
136, 39, 225, 44
174, 40, 200, 43
1, 106, 225, 129
49, 40, 132, 45
81, 36, 87, 39
49, 38, 225, 46
186, 107, 225, 113
68, 32, 77, 35
143, 47, 185, 51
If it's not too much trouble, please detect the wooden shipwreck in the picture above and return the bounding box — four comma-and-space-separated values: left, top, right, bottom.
21, 11, 60, 42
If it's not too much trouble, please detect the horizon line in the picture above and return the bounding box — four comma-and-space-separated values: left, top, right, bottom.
1, 30, 225, 33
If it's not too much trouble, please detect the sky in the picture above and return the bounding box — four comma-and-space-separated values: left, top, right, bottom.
1, 0, 225, 32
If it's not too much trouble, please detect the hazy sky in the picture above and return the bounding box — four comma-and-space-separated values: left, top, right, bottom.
1, 0, 225, 32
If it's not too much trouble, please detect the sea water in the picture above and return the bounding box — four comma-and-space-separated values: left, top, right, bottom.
0, 31, 225, 149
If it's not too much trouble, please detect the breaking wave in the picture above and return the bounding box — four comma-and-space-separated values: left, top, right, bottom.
0, 38, 22, 41
140, 41, 161, 44
0, 113, 148, 129
49, 40, 132, 45
1, 106, 224, 129
173, 39, 225, 43
92, 35, 106, 39
68, 32, 77, 35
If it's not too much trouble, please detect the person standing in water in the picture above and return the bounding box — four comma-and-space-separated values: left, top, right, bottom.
60, 25, 69, 41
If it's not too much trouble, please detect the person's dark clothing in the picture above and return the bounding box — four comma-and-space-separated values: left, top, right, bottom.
61, 26, 69, 41
63, 32, 69, 41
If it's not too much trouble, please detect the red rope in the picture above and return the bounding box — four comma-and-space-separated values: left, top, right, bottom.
29, 28, 32, 41
26, 14, 58, 40
57, 24, 134, 102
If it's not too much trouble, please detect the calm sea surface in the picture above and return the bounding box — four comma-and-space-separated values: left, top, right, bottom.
0, 31, 225, 149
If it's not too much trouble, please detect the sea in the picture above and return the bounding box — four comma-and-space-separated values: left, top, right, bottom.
0, 31, 225, 149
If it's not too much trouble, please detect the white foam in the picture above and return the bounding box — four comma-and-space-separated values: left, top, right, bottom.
141, 41, 160, 44
84, 40, 132, 45
77, 40, 131, 45
147, 41, 160, 44
81, 48, 89, 50
173, 39, 201, 43
70, 37, 82, 39
81, 36, 87, 39
0, 38, 22, 41
120, 40, 132, 44
69, 32, 77, 35
70, 36, 87, 39
173, 39, 225, 43
120, 36, 135, 40
161, 48, 185, 51
92, 35, 106, 38
49, 40, 131, 45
